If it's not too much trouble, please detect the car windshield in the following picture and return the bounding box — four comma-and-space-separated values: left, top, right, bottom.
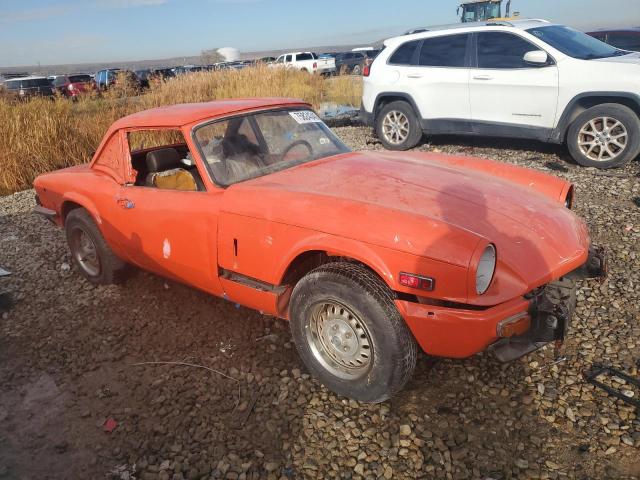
193, 108, 350, 186
527, 25, 628, 60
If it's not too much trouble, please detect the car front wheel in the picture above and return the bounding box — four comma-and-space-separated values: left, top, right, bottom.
289, 262, 417, 403
567, 103, 640, 169
375, 101, 423, 151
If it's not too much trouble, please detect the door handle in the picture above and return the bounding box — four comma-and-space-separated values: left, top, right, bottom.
116, 198, 135, 209
407, 74, 423, 79
473, 75, 493, 81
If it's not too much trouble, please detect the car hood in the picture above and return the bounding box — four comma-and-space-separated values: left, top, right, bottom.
593, 51, 640, 64
224, 151, 589, 288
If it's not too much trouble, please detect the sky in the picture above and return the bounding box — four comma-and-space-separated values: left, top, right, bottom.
1, 0, 639, 67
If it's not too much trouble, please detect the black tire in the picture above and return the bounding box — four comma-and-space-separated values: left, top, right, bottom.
65, 208, 128, 285
567, 103, 640, 169
375, 100, 423, 151
352, 64, 362, 76
289, 262, 417, 403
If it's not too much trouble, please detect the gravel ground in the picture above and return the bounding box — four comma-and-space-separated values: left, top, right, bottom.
1, 126, 639, 480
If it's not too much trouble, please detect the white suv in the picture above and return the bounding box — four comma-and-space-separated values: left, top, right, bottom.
361, 19, 640, 168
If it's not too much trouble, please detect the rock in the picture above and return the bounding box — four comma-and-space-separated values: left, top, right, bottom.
399, 425, 411, 436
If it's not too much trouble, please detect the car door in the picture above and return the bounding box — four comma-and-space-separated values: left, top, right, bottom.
108, 131, 223, 295
394, 34, 472, 131
469, 31, 559, 134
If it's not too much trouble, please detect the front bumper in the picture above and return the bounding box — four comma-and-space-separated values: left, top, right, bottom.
396, 247, 608, 362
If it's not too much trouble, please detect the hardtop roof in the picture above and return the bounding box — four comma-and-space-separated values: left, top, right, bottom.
109, 97, 310, 130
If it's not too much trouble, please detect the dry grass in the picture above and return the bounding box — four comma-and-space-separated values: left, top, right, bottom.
0, 66, 363, 195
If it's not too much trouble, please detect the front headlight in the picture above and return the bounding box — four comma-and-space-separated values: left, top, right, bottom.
476, 244, 496, 295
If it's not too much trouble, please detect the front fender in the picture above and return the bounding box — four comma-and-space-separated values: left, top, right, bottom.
275, 233, 397, 289
275, 231, 470, 303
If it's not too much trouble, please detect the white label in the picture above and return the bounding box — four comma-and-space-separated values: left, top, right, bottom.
289, 110, 322, 124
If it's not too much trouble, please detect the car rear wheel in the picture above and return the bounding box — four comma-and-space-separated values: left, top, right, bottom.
65, 208, 128, 285
375, 101, 423, 151
352, 64, 362, 75
567, 104, 640, 169
289, 262, 417, 403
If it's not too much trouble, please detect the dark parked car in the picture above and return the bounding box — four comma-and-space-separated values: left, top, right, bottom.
95, 68, 139, 90
134, 69, 151, 88
334, 52, 367, 75
51, 74, 95, 98
2, 76, 55, 99
587, 28, 640, 51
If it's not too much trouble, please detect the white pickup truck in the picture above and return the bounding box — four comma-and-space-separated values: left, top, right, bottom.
271, 52, 336, 75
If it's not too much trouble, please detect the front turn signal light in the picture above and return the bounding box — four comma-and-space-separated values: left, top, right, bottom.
399, 272, 435, 291
497, 313, 531, 338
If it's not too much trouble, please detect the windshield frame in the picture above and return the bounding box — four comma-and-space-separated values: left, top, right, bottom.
190, 106, 351, 188
526, 24, 628, 60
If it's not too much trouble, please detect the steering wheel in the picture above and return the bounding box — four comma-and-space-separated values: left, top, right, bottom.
281, 139, 313, 161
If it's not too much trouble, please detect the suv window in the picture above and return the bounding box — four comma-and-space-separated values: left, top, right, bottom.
388, 40, 420, 66
297, 53, 313, 61
53, 76, 68, 87
419, 34, 469, 67
477, 32, 540, 68
285, 55, 292, 62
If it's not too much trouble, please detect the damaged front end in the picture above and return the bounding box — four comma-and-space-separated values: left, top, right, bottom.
490, 246, 608, 363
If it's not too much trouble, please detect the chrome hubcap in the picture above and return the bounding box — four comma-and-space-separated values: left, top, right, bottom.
382, 110, 410, 145
306, 301, 372, 379
72, 228, 100, 277
578, 116, 628, 162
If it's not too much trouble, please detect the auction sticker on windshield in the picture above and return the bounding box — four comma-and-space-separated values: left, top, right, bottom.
289, 111, 322, 124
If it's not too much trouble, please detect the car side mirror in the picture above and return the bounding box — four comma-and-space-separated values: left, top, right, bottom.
523, 50, 549, 65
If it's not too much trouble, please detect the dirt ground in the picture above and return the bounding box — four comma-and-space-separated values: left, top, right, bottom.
1, 127, 639, 480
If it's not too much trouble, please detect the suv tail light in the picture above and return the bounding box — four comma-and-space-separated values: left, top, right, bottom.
313, 62, 317, 69
363, 64, 371, 77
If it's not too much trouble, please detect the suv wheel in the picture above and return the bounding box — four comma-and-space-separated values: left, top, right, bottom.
289, 262, 417, 403
376, 101, 423, 151
567, 103, 640, 169
352, 64, 362, 75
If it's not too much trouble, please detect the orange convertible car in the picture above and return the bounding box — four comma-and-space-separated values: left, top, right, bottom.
33, 98, 607, 402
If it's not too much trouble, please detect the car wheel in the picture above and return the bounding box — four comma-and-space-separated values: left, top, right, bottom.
567, 103, 640, 169
375, 101, 423, 151
352, 64, 362, 75
289, 262, 417, 403
65, 208, 128, 284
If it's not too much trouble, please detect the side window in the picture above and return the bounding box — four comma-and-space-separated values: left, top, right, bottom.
297, 53, 313, 61
388, 40, 421, 66
419, 34, 469, 67
127, 129, 203, 191
607, 33, 640, 51
285, 54, 292, 62
477, 32, 542, 69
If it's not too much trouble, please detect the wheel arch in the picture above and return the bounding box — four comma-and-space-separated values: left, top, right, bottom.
373, 92, 422, 124
553, 92, 640, 143
277, 238, 397, 293
61, 193, 102, 225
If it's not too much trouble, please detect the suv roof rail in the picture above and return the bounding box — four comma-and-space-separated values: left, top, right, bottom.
486, 20, 514, 27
